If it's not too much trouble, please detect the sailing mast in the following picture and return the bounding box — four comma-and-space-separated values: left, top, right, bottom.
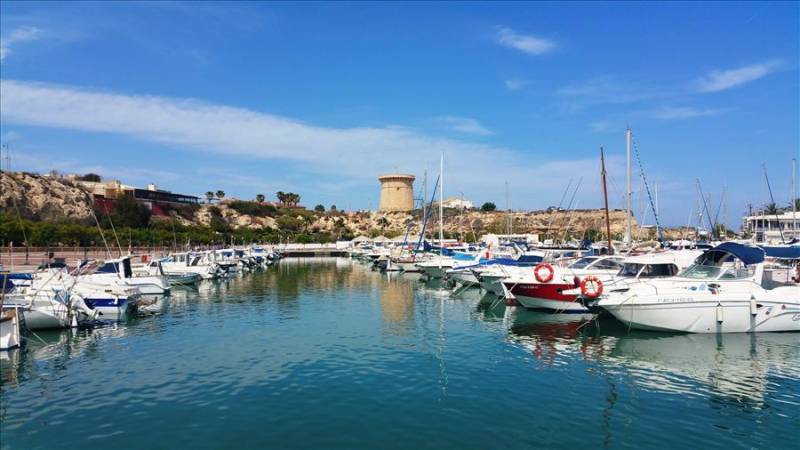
600, 147, 613, 254
654, 181, 659, 241
422, 169, 427, 241
624, 127, 632, 247
439, 154, 444, 248
793, 158, 797, 239
505, 180, 511, 235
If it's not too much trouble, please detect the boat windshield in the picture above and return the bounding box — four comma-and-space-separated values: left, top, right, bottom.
569, 257, 598, 269
678, 250, 755, 280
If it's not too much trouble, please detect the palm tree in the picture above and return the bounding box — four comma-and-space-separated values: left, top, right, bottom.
377, 216, 389, 233
765, 202, 778, 215
276, 191, 286, 206
216, 190, 225, 202
256, 194, 265, 203
205, 191, 215, 203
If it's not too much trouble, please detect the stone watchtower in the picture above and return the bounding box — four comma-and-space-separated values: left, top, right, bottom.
378, 174, 415, 212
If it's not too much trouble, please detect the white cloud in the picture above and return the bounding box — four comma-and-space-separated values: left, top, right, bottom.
557, 77, 659, 104
504, 79, 526, 91
495, 26, 555, 55
0, 79, 629, 210
693, 60, 782, 93
590, 121, 612, 133
0, 26, 42, 61
653, 106, 728, 120
437, 116, 493, 136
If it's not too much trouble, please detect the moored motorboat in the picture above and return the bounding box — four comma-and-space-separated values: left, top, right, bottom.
596, 243, 800, 333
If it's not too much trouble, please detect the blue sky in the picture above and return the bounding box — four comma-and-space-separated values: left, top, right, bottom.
1, 1, 798, 227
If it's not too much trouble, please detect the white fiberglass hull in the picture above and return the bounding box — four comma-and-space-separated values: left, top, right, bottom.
480, 275, 506, 296
447, 269, 479, 286
602, 287, 800, 333
0, 309, 22, 350
2, 303, 69, 330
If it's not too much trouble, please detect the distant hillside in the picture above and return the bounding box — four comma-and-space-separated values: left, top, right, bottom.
2, 171, 698, 242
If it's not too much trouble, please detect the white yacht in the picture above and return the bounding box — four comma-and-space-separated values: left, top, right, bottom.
597, 243, 800, 333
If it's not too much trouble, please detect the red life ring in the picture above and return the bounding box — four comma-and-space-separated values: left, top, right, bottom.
581, 275, 604, 299
534, 263, 554, 283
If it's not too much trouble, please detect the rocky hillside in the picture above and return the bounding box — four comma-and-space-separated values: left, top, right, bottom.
1, 171, 95, 222
3, 171, 692, 240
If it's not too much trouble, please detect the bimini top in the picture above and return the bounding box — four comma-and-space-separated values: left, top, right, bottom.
711, 242, 765, 266
759, 245, 800, 260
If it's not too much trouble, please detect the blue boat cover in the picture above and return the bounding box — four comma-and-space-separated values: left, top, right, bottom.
759, 245, 800, 260
4, 273, 33, 280
713, 242, 765, 265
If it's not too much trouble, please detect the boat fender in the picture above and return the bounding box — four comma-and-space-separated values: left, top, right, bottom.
580, 276, 603, 299
749, 296, 758, 316
716, 302, 724, 323
534, 263, 554, 283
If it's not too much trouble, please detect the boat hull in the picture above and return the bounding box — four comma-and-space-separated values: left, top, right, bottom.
0, 309, 21, 350
418, 265, 450, 279
507, 282, 588, 313
603, 300, 800, 333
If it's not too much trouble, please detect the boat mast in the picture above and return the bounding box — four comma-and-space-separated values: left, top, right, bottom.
422, 169, 427, 241
763, 164, 786, 243
793, 158, 797, 239
505, 179, 511, 235
624, 127, 632, 246
655, 180, 659, 241
600, 147, 613, 255
439, 154, 444, 248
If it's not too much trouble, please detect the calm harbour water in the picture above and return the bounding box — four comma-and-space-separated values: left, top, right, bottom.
1, 257, 799, 450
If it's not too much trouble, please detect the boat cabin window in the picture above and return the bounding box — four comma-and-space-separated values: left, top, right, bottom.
96, 261, 120, 274
591, 258, 624, 270
622, 263, 679, 278
569, 257, 598, 269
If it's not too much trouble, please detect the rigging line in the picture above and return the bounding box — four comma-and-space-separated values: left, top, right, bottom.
102, 201, 124, 257
89, 207, 113, 260
631, 136, 664, 241
696, 179, 715, 238
762, 164, 786, 244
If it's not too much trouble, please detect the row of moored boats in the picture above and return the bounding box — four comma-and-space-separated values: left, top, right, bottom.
0, 247, 281, 349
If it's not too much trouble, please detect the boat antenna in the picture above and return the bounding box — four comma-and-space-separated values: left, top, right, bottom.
600, 147, 614, 255
763, 163, 786, 243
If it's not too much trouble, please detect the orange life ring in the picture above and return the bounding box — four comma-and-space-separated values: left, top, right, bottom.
581, 275, 604, 299
534, 263, 554, 283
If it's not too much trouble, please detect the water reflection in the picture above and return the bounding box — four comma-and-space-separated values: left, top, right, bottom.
1, 257, 798, 447
379, 274, 415, 332
508, 311, 605, 366
603, 332, 800, 405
